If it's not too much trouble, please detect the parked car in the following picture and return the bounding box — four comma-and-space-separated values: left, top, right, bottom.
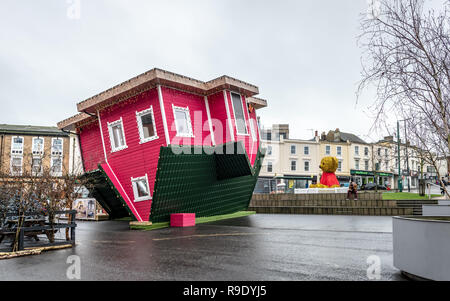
361, 183, 387, 191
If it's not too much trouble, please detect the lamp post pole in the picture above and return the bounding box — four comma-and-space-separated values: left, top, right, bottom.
397, 121, 403, 192
404, 120, 411, 192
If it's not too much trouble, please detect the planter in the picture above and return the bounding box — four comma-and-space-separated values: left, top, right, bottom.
393, 216, 450, 281
422, 205, 450, 217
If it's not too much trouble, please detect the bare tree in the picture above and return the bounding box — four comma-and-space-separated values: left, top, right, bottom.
358, 0, 449, 195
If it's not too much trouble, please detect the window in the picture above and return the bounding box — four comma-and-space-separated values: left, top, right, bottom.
337, 146, 342, 156
364, 147, 369, 156
304, 161, 310, 172
338, 160, 342, 172
136, 106, 158, 143
51, 157, 63, 176
51, 138, 63, 156
291, 145, 296, 155
230, 92, 248, 135
355, 159, 360, 170
365, 160, 369, 171
385, 149, 388, 157
131, 175, 151, 202
355, 146, 359, 156
173, 106, 194, 137
375, 161, 381, 171
11, 137, 24, 155
32, 137, 44, 155
291, 160, 297, 171
32, 158, 43, 175
385, 160, 389, 170
108, 118, 127, 152
326, 145, 331, 155
10, 157, 23, 176
304, 146, 309, 155
267, 145, 273, 156
267, 162, 273, 173
377, 148, 381, 156
266, 132, 272, 141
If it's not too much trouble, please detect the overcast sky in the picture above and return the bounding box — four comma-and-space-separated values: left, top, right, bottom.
0, 0, 443, 142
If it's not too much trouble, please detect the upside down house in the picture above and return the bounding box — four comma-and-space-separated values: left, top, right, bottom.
58, 68, 267, 223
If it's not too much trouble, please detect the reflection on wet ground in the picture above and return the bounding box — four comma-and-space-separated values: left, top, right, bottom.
0, 214, 406, 281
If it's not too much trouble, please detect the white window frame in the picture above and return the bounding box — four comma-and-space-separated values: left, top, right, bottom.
267, 161, 273, 173
291, 160, 297, 171
131, 174, 152, 202
338, 160, 343, 172
304, 146, 309, 155
11, 136, 24, 156
304, 160, 310, 172
32, 157, 43, 176
355, 146, 359, 156
267, 145, 273, 156
10, 156, 23, 176
325, 145, 331, 155
172, 105, 194, 138
107, 118, 128, 152
51, 156, 63, 177
291, 145, 296, 155
32, 137, 45, 156
51, 137, 64, 156
230, 92, 249, 136
136, 106, 158, 144
337, 146, 342, 157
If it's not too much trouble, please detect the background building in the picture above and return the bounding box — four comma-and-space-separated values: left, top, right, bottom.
0, 124, 70, 177
256, 125, 448, 193
257, 124, 320, 193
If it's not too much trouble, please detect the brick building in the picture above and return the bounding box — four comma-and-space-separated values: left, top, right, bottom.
0, 124, 70, 177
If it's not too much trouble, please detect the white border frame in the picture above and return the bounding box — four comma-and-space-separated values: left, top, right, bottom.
136, 106, 159, 144
172, 105, 194, 138
290, 159, 297, 172
51, 137, 64, 156
31, 156, 43, 177
10, 136, 24, 156
131, 174, 152, 202
10, 156, 23, 176
290, 144, 297, 155
325, 145, 331, 156
32, 137, 45, 156
107, 117, 128, 153
229, 91, 249, 136
50, 155, 63, 177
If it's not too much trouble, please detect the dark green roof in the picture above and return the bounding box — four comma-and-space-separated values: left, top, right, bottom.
0, 124, 69, 137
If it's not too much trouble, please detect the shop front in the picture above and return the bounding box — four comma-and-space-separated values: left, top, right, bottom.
350, 170, 393, 189
255, 175, 317, 194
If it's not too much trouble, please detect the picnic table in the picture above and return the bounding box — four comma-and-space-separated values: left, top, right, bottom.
0, 217, 56, 244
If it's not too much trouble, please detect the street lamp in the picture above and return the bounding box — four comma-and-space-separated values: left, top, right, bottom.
397, 119, 411, 193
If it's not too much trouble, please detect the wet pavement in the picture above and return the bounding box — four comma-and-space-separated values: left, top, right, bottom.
0, 214, 406, 281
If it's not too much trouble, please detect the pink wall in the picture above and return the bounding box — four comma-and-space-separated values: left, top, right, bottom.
79, 120, 105, 172
98, 88, 165, 221
207, 91, 233, 146
161, 87, 213, 147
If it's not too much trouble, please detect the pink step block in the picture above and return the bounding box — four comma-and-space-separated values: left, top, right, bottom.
170, 213, 196, 227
